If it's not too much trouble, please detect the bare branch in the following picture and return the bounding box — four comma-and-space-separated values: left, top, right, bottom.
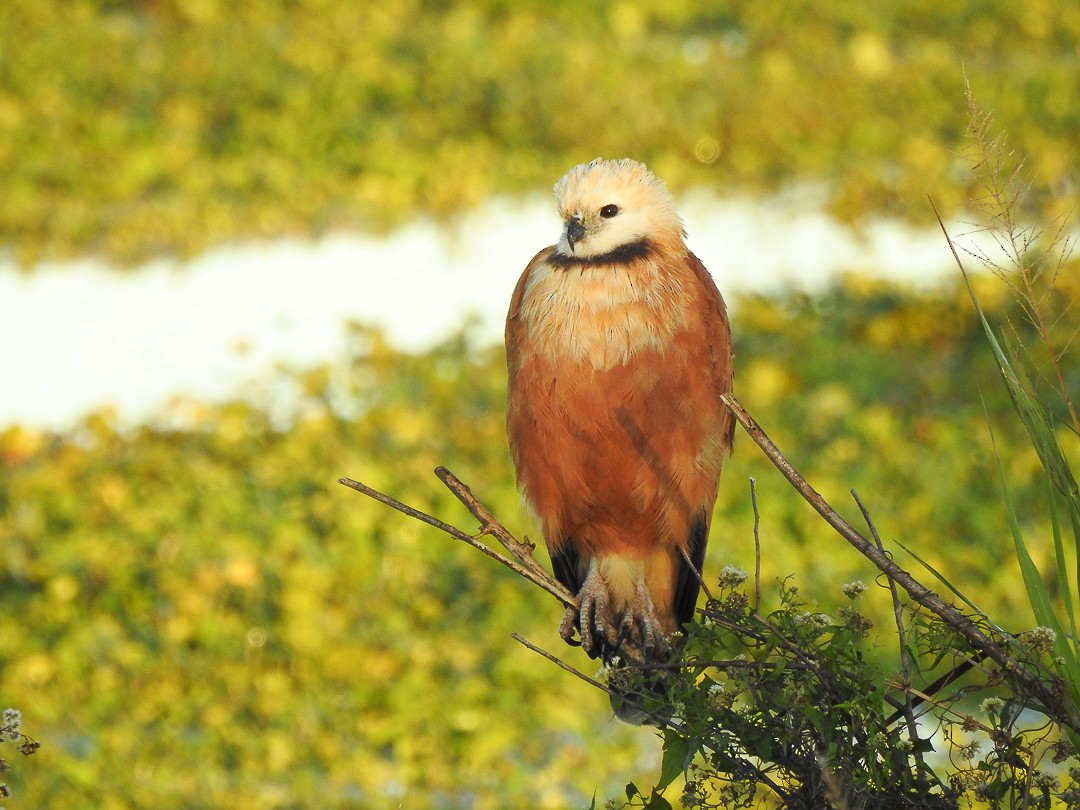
718, 392, 1080, 736
511, 632, 613, 693
338, 472, 576, 607
432, 466, 575, 605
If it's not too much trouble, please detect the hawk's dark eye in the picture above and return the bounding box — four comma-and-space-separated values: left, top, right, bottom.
599, 204, 620, 218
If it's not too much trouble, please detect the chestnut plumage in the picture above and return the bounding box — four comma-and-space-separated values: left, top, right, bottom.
505, 158, 734, 722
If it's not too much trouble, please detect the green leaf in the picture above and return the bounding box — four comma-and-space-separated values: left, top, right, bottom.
988, 424, 1080, 704
1071, 499, 1080, 649
991, 423, 1055, 634
1048, 481, 1078, 649
656, 729, 693, 791
643, 791, 673, 810
963, 273, 1080, 718
1001, 698, 1027, 729
1000, 333, 1079, 495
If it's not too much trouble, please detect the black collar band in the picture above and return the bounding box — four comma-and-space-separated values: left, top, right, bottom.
549, 239, 653, 268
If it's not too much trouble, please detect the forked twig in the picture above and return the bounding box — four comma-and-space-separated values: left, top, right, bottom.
433, 466, 573, 603
338, 470, 575, 607
339, 468, 647, 664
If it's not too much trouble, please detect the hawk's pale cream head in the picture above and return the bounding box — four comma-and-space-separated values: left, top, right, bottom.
552, 158, 685, 259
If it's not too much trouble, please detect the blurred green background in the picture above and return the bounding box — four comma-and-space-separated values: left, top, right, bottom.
2, 1, 1080, 807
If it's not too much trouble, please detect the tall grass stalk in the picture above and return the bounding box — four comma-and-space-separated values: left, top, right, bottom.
946, 84, 1080, 736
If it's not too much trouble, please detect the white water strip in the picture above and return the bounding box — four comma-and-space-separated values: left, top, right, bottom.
0, 192, 970, 431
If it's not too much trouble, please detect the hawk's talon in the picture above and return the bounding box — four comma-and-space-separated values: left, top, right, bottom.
575, 570, 618, 659
559, 604, 579, 642
562, 563, 681, 664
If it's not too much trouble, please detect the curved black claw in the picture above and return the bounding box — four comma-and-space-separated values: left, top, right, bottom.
558, 605, 583, 648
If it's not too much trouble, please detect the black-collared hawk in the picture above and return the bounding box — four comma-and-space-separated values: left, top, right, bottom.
505, 158, 734, 719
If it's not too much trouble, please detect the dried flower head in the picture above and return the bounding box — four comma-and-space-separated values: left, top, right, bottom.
1052, 739, 1075, 764
0, 711, 19, 744
839, 607, 873, 635
794, 611, 831, 628
841, 580, 867, 599
1032, 771, 1058, 791
956, 740, 981, 761
707, 682, 736, 711
1022, 626, 1058, 654
717, 564, 748, 588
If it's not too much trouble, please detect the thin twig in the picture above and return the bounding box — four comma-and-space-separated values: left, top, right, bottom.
432, 466, 653, 662
751, 477, 762, 612
852, 490, 924, 760
718, 392, 1080, 736
887, 658, 983, 726
511, 633, 613, 693
852, 490, 910, 681
681, 546, 715, 605
511, 633, 685, 733
338, 475, 473, 542
341, 470, 661, 668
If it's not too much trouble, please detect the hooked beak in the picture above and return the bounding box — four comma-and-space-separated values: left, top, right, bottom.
565, 216, 586, 252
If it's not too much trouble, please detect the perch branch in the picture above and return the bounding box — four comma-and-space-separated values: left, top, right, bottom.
719, 392, 1080, 736
338, 473, 576, 607
432, 466, 574, 605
